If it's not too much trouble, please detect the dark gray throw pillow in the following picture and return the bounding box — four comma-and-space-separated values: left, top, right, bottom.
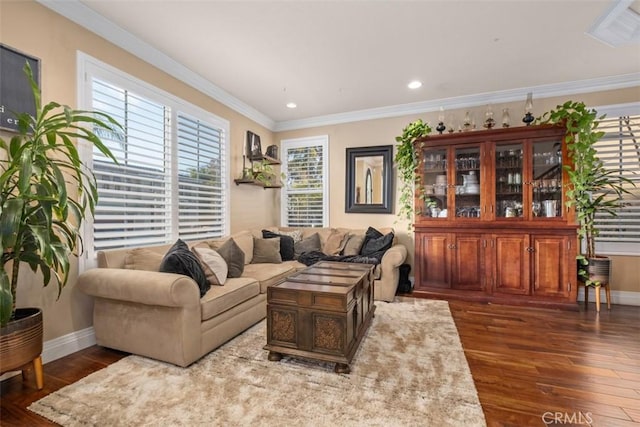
262, 230, 295, 261
294, 233, 321, 259
159, 239, 210, 297
360, 227, 394, 257
216, 238, 245, 278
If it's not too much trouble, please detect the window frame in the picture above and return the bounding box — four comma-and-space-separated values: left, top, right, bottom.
77, 52, 230, 270
280, 135, 329, 227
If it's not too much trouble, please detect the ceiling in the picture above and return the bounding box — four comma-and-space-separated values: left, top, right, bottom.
43, 0, 640, 130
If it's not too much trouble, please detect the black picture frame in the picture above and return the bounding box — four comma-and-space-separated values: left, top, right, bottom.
246, 130, 262, 160
0, 44, 41, 132
345, 145, 393, 214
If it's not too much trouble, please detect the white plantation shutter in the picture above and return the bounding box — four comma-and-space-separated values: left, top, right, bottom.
592, 105, 640, 254
281, 136, 329, 227
177, 113, 226, 240
82, 57, 229, 264
92, 79, 172, 251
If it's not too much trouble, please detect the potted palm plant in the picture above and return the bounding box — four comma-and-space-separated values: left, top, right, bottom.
0, 63, 119, 388
539, 101, 633, 287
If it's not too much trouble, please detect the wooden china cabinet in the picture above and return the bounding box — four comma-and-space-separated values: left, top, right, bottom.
413, 124, 578, 309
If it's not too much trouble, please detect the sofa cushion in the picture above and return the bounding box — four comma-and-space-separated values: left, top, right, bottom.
294, 232, 321, 259
282, 260, 307, 272
123, 248, 164, 271
242, 263, 296, 293
262, 230, 295, 261
252, 237, 282, 264
323, 229, 349, 255
360, 227, 395, 257
192, 246, 228, 285
215, 238, 245, 278
159, 239, 210, 297
200, 277, 260, 320
342, 234, 365, 256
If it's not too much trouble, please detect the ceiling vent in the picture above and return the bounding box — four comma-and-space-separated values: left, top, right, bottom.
588, 0, 640, 46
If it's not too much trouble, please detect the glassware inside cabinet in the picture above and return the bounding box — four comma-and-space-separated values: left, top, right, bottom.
422, 148, 448, 218
454, 146, 481, 218
532, 139, 563, 218
495, 143, 524, 218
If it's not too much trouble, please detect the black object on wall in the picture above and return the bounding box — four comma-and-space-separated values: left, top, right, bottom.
0, 44, 41, 132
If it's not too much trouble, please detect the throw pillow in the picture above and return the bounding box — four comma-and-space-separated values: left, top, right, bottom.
342, 234, 365, 256
192, 246, 228, 285
215, 238, 245, 278
159, 239, 210, 297
278, 229, 303, 243
323, 229, 349, 256
123, 248, 164, 271
262, 230, 295, 261
252, 237, 283, 264
360, 227, 395, 257
294, 232, 321, 259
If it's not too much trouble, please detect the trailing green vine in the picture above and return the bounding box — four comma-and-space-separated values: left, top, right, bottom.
538, 100, 634, 284
395, 119, 432, 226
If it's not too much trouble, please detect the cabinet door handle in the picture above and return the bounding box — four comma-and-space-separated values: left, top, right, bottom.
526, 246, 535, 253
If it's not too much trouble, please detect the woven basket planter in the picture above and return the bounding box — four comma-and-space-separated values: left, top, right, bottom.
0, 308, 43, 375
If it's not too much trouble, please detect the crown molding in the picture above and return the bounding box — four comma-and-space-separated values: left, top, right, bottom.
274, 73, 640, 132
37, 0, 276, 131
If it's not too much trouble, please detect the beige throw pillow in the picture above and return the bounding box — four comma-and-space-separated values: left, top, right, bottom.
252, 237, 282, 264
192, 246, 228, 286
323, 229, 349, 256
342, 234, 366, 256
123, 248, 164, 271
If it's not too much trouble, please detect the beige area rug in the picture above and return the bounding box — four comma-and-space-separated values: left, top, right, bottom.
29, 299, 486, 426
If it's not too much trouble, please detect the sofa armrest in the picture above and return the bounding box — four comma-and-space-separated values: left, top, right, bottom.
380, 244, 407, 269
374, 243, 408, 302
78, 268, 201, 308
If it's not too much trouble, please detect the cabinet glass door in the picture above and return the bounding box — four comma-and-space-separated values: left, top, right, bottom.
454, 146, 481, 218
532, 139, 563, 218
422, 148, 448, 218
495, 143, 524, 218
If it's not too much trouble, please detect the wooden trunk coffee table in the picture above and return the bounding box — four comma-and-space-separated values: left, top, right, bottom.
264, 261, 376, 374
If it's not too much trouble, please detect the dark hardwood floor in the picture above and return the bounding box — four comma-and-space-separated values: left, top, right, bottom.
1, 300, 638, 426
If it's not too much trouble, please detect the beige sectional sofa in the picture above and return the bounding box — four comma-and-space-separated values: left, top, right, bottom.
78, 227, 407, 367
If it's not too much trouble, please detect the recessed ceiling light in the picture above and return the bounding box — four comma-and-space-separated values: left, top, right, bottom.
286, 102, 297, 109
408, 81, 422, 89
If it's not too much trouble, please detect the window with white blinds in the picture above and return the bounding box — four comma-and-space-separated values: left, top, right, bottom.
92, 79, 172, 250
177, 113, 226, 241
592, 103, 640, 255
281, 136, 329, 227
80, 55, 229, 264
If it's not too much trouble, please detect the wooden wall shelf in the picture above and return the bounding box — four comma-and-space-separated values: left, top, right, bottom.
234, 178, 282, 189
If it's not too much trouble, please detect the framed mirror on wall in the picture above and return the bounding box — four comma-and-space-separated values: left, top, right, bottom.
345, 145, 393, 214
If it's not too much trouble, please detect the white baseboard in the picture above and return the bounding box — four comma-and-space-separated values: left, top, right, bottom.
41, 326, 96, 364
0, 326, 96, 382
